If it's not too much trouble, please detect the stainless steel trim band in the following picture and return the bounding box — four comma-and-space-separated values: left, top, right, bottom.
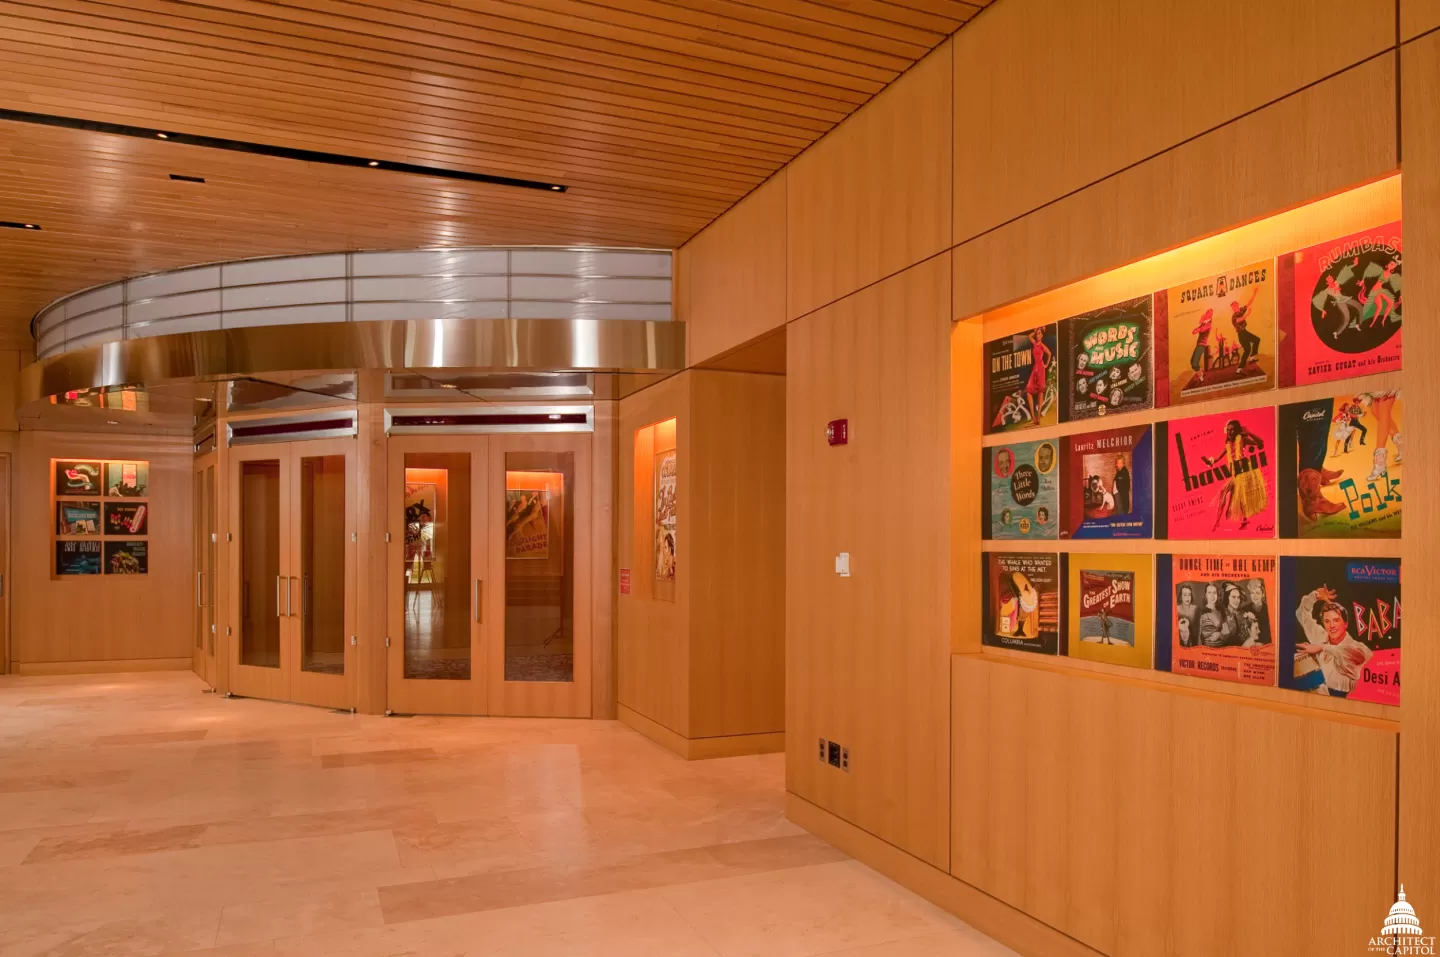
18, 317, 685, 407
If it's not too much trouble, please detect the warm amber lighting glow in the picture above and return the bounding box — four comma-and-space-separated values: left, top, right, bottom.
976, 175, 1401, 337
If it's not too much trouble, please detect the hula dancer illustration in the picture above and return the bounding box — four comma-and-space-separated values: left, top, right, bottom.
1189, 310, 1214, 385
1229, 286, 1262, 371
1024, 326, 1053, 423
1202, 419, 1268, 532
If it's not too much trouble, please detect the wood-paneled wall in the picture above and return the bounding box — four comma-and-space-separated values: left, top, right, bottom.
952, 655, 1396, 957
616, 369, 785, 752
950, 0, 1395, 245
9, 430, 193, 670
786, 257, 951, 868
678, 172, 788, 368
1399, 21, 1440, 932
784, 39, 952, 322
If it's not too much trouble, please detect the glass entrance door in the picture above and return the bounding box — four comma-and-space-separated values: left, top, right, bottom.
229, 440, 356, 708
385, 436, 489, 715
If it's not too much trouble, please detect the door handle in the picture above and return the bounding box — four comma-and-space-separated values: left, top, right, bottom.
276, 576, 283, 618
474, 578, 483, 623
289, 577, 298, 618
197, 572, 203, 608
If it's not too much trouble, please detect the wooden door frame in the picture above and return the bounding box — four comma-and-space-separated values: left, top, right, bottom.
227, 443, 291, 703
487, 432, 593, 718
192, 449, 219, 688
385, 435, 490, 715
0, 452, 10, 675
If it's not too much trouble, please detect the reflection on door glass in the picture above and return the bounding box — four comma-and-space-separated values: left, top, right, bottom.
239, 460, 281, 668
300, 455, 346, 675
504, 452, 575, 682
403, 454, 472, 680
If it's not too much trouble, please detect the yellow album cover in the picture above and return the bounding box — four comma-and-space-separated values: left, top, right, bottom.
1066, 552, 1154, 669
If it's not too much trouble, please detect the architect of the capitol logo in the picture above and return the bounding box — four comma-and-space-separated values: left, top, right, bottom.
1370, 886, 1437, 955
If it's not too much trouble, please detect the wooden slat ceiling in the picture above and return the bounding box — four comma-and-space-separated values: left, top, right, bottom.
0, 0, 988, 346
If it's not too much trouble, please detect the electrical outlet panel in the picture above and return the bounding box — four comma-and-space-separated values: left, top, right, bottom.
840, 747, 850, 772
818, 737, 827, 762
827, 740, 842, 768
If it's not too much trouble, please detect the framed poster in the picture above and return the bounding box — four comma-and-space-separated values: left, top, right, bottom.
985, 439, 1059, 540
1279, 222, 1402, 386
1059, 425, 1152, 539
403, 483, 437, 566
654, 449, 676, 582
1060, 295, 1153, 421
56, 539, 102, 575
1156, 260, 1276, 406
1279, 557, 1399, 705
1156, 554, 1277, 686
103, 502, 148, 536
984, 323, 1059, 433
1065, 552, 1153, 669
504, 489, 550, 558
1277, 390, 1401, 539
982, 552, 1061, 655
105, 461, 149, 497
55, 460, 102, 496
104, 540, 148, 575
57, 501, 101, 535
1161, 408, 1276, 539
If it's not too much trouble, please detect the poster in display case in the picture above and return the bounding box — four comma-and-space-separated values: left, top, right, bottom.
504, 489, 550, 559
1278, 556, 1400, 705
56, 540, 102, 575
1279, 222, 1402, 386
1277, 390, 1401, 539
1156, 260, 1276, 406
103, 502, 149, 536
1156, 554, 1278, 686
105, 461, 149, 497
985, 324, 1060, 432
57, 501, 101, 535
55, 461, 102, 496
654, 449, 676, 582
1060, 295, 1154, 421
104, 540, 148, 575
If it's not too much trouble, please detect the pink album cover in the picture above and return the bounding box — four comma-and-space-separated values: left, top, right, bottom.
1164, 407, 1276, 539
1279, 222, 1401, 386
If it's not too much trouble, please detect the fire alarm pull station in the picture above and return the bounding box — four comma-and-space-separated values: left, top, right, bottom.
826, 419, 848, 446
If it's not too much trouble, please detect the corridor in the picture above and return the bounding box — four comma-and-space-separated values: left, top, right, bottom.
0, 673, 1013, 957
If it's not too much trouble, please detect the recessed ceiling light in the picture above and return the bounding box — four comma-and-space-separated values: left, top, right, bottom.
550, 185, 562, 191
368, 160, 379, 167
156, 132, 168, 139
439, 383, 458, 389
0, 221, 41, 230
106, 420, 121, 426
548, 413, 563, 420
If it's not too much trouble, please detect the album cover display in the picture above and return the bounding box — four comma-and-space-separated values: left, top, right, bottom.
985, 439, 1060, 540
1156, 261, 1276, 406
55, 540, 102, 575
1161, 408, 1276, 539
985, 324, 1059, 432
1279, 222, 1402, 386
1065, 552, 1153, 669
1279, 557, 1400, 705
55, 460, 102, 496
982, 552, 1061, 655
1278, 390, 1401, 539
57, 501, 101, 536
1060, 295, 1153, 421
1059, 425, 1152, 539
1156, 555, 1277, 686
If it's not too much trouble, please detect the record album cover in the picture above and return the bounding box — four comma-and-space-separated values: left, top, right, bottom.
1163, 408, 1276, 539
985, 324, 1059, 432
1279, 557, 1400, 705
986, 439, 1060, 540
1279, 222, 1402, 386
1157, 554, 1277, 686
1060, 296, 1154, 421
1156, 261, 1276, 406
982, 552, 1061, 655
1278, 390, 1401, 538
1059, 425, 1152, 539
1066, 552, 1153, 669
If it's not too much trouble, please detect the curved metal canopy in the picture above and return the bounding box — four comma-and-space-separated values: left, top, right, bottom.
18, 316, 685, 407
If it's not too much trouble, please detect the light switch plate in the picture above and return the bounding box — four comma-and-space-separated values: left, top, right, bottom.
835, 552, 851, 577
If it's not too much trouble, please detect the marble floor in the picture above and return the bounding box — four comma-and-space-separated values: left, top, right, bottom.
0, 671, 1016, 957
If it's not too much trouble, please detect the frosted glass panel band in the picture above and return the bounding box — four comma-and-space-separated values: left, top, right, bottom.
34, 247, 673, 359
